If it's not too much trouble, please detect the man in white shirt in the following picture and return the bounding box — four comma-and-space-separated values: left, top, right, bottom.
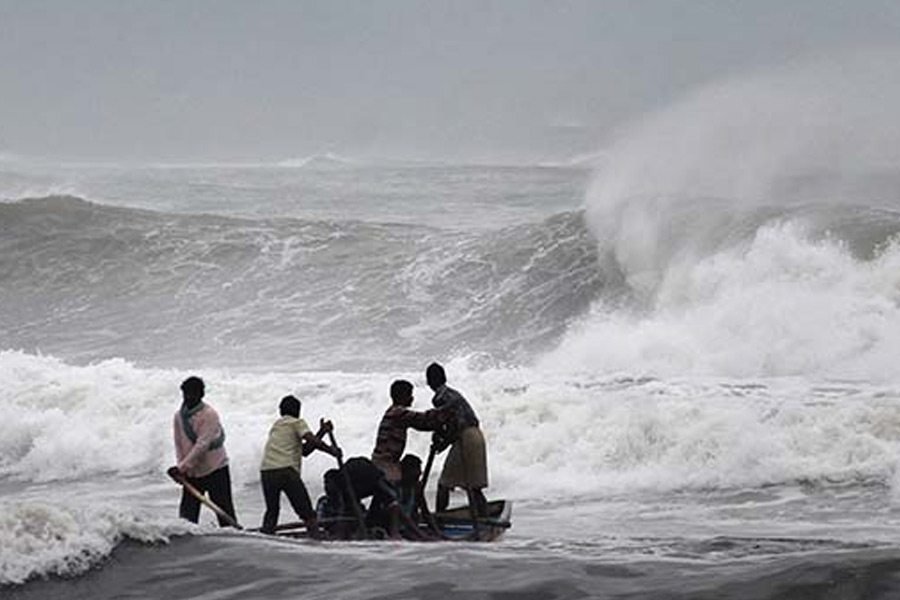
259, 395, 341, 536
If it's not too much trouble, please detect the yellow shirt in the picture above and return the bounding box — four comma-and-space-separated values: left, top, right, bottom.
260, 416, 312, 474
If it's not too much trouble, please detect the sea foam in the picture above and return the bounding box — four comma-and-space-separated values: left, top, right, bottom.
0, 500, 189, 585
3, 351, 900, 504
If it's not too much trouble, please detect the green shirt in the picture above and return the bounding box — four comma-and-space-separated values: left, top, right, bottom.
260, 416, 312, 474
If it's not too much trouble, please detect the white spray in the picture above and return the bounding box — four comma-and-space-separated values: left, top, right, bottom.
544, 49, 900, 381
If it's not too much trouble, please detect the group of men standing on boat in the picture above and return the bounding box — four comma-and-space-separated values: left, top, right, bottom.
167, 362, 489, 539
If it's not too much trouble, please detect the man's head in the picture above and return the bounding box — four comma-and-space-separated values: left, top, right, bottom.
180, 376, 205, 407
425, 362, 446, 391
324, 469, 344, 501
400, 454, 422, 487
279, 395, 301, 418
389, 379, 414, 407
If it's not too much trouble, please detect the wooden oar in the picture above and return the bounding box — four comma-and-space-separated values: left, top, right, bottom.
326, 431, 368, 540
419, 444, 443, 536
167, 467, 242, 530
421, 443, 437, 490
247, 516, 358, 534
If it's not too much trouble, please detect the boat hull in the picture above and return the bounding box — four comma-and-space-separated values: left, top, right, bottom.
269, 499, 512, 542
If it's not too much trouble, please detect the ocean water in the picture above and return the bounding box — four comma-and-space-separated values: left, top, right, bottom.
5, 99, 900, 597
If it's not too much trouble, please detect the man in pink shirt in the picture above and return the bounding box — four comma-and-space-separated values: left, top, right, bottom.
170, 376, 238, 527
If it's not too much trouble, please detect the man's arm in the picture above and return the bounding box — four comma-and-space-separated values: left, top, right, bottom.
302, 419, 334, 456
170, 414, 185, 475
172, 413, 183, 460
399, 407, 445, 432
429, 409, 457, 453
301, 420, 341, 458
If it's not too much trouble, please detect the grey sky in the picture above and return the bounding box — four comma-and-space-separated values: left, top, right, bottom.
2, 1, 900, 163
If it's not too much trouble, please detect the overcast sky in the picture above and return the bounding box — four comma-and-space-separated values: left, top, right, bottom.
2, 1, 900, 163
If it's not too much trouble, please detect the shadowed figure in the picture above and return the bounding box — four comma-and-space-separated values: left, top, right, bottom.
426, 362, 489, 518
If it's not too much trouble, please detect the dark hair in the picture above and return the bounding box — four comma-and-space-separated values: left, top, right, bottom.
425, 362, 446, 388
400, 454, 422, 473
390, 379, 413, 404
180, 376, 205, 397
400, 454, 422, 485
279, 395, 301, 418
324, 469, 343, 499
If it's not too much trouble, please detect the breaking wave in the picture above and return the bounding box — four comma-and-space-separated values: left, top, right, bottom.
544, 51, 900, 381
2, 351, 900, 505
0, 500, 189, 586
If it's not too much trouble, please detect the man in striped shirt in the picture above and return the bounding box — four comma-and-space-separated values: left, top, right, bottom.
371, 379, 444, 483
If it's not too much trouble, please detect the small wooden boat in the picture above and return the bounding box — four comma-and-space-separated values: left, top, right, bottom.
434, 499, 512, 541
263, 499, 512, 542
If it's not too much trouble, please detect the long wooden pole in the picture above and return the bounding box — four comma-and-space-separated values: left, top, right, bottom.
167, 468, 242, 529
419, 444, 442, 536
326, 431, 367, 540
421, 443, 437, 490
247, 516, 357, 534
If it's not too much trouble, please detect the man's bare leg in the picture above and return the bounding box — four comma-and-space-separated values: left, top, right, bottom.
436, 484, 451, 512
304, 516, 321, 539
466, 488, 488, 517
